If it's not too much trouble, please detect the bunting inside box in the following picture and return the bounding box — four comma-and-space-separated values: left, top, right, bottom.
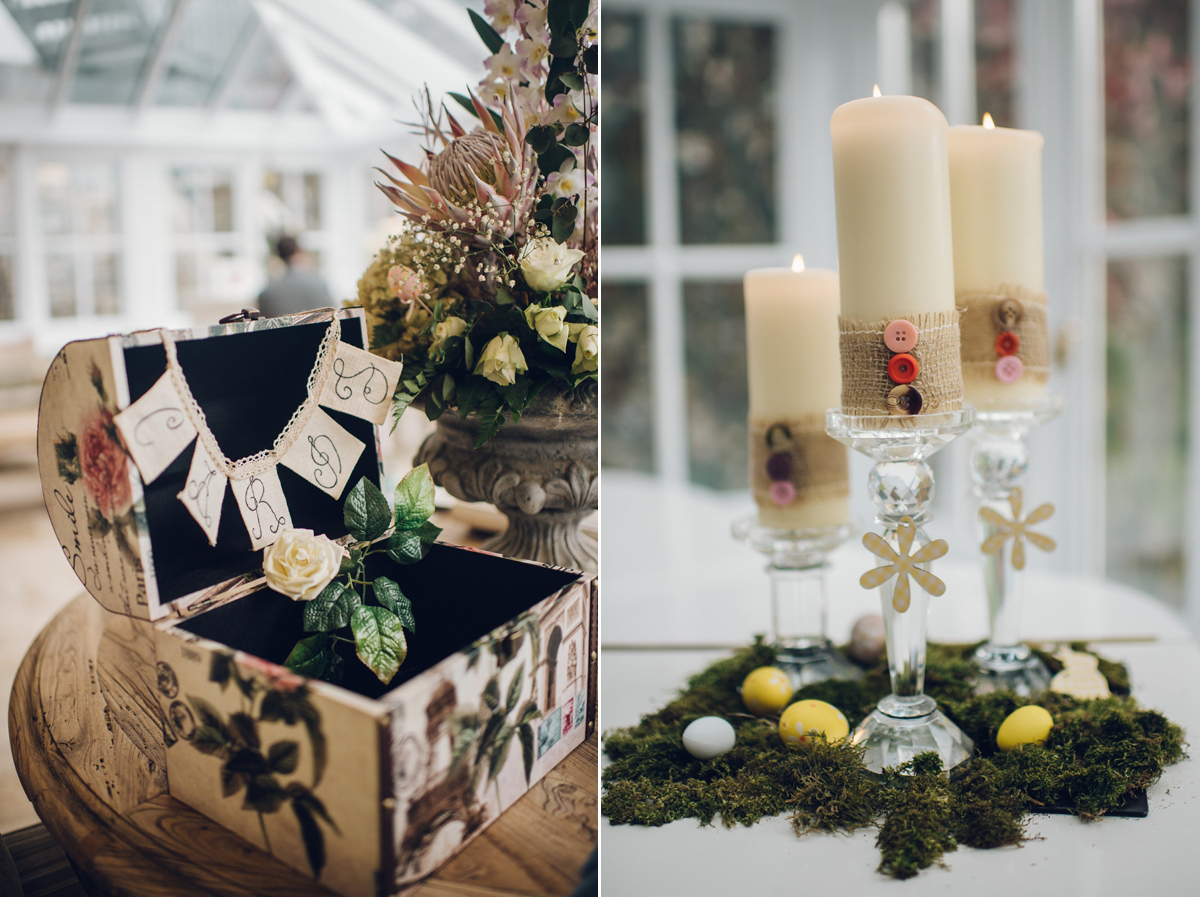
119, 316, 392, 606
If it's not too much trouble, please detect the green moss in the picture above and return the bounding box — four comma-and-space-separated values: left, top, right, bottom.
602, 641, 1186, 879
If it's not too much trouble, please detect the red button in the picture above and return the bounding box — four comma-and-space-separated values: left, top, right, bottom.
995, 355, 1024, 383
996, 331, 1019, 356
887, 353, 919, 384
883, 319, 919, 353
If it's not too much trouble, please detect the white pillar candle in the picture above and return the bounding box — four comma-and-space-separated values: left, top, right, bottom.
949, 116, 1047, 402
744, 258, 848, 529
830, 93, 956, 320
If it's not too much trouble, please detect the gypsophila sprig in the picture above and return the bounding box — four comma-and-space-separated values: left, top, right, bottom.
279, 465, 441, 685
357, 0, 597, 445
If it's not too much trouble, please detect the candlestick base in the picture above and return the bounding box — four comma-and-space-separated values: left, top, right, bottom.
827, 407, 976, 775
973, 643, 1051, 695
732, 516, 859, 687
850, 697, 976, 775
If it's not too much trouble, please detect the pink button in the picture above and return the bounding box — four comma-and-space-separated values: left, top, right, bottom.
883, 319, 919, 352
769, 480, 796, 506
995, 355, 1024, 383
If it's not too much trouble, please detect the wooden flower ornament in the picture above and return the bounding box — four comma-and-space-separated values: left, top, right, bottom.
979, 487, 1055, 571
859, 516, 949, 613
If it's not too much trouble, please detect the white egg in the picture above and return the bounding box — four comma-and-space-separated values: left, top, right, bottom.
682, 716, 737, 760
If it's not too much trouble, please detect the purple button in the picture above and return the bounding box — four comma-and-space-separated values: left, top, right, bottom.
769, 480, 796, 506
995, 355, 1024, 383
883, 319, 919, 353
766, 452, 792, 480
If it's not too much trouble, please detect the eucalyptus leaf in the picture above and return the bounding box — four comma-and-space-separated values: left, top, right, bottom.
526, 124, 556, 154
344, 477, 392, 541
562, 123, 590, 147
284, 633, 331, 677
352, 605, 408, 683
373, 576, 416, 632
537, 142, 575, 178
394, 463, 436, 530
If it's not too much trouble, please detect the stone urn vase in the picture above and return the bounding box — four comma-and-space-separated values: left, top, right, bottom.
415, 386, 597, 572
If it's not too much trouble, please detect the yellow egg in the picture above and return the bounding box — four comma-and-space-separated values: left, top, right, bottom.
741, 667, 793, 716
778, 699, 850, 747
996, 705, 1054, 751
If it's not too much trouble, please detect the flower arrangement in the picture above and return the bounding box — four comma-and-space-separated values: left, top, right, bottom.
271, 465, 440, 685
358, 0, 598, 445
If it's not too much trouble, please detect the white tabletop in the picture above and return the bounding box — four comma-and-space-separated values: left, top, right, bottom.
599, 472, 1200, 894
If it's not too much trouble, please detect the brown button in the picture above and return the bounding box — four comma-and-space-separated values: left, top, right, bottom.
886, 384, 923, 415
766, 452, 792, 480
993, 298, 1024, 329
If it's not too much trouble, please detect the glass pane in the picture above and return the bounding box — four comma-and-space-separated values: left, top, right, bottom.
37, 162, 71, 236
673, 19, 776, 245
212, 178, 233, 232
47, 252, 76, 318
683, 281, 747, 489
175, 250, 197, 307
0, 149, 13, 236
0, 255, 13, 320
911, 0, 941, 109
70, 0, 171, 104
600, 281, 654, 473
1104, 0, 1190, 220
93, 251, 120, 315
304, 172, 321, 230
155, 0, 252, 106
600, 12, 645, 246
1106, 256, 1187, 607
975, 0, 1017, 127
80, 162, 119, 234
225, 33, 291, 110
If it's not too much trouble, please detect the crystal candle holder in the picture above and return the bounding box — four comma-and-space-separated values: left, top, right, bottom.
732, 516, 858, 688
970, 389, 1064, 694
826, 407, 976, 774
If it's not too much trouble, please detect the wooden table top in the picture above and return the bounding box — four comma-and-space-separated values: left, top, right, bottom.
8, 594, 597, 897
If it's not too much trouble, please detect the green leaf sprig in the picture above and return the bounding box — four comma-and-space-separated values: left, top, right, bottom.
283, 465, 441, 685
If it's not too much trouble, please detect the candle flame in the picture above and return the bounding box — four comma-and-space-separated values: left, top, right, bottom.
982, 112, 995, 129
792, 254, 806, 273
872, 84, 882, 97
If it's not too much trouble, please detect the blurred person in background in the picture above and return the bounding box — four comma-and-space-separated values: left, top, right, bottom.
257, 234, 332, 317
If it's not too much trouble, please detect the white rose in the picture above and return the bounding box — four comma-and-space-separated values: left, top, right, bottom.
524, 304, 569, 352
430, 315, 468, 357
520, 237, 585, 292
263, 528, 343, 602
568, 323, 598, 374
474, 332, 528, 386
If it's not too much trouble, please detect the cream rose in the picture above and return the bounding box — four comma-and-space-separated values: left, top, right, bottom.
474, 332, 528, 386
430, 315, 468, 357
524, 304, 569, 352
520, 237, 585, 292
568, 323, 598, 374
263, 528, 343, 602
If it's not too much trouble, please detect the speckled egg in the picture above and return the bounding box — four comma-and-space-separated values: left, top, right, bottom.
741, 666, 794, 716
996, 705, 1054, 751
778, 700, 850, 747
848, 613, 886, 665
682, 716, 737, 759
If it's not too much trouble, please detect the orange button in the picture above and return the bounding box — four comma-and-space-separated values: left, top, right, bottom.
883, 319, 919, 352
887, 353, 918, 384
996, 331, 1020, 356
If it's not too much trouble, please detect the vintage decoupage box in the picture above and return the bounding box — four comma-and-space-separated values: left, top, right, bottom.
37, 308, 597, 896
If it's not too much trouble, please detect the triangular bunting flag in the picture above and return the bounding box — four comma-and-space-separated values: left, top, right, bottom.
319, 342, 404, 426
278, 407, 366, 501
113, 373, 198, 484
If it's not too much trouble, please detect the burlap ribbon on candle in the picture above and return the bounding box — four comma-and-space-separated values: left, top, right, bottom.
749, 414, 849, 509
959, 284, 1050, 383
838, 309, 963, 416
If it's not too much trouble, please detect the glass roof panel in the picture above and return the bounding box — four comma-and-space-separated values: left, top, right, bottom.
224, 28, 290, 109
155, 0, 252, 106
69, 0, 170, 104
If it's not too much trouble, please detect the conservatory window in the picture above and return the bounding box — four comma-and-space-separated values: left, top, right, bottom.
0, 149, 13, 321
36, 160, 122, 319
170, 166, 240, 310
